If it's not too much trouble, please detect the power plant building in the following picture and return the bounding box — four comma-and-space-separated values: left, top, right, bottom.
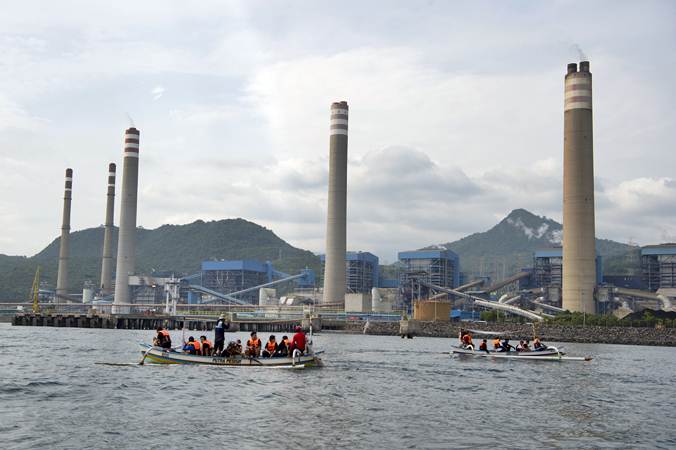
562, 60, 597, 313
320, 251, 380, 294
534, 247, 602, 289
398, 250, 460, 305
641, 244, 676, 291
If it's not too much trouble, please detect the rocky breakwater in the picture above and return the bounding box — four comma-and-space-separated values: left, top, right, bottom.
343, 320, 676, 346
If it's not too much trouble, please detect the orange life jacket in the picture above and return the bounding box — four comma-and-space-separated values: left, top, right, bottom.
462, 334, 472, 345
247, 338, 261, 349
192, 340, 201, 352
265, 341, 276, 352
479, 342, 487, 350
202, 339, 212, 350
492, 338, 501, 348
159, 329, 170, 338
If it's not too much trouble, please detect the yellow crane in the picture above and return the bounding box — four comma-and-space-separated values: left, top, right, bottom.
30, 266, 41, 313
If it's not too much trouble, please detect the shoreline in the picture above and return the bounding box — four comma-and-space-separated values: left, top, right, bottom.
327, 321, 676, 347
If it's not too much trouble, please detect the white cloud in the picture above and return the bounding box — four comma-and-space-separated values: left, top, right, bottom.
151, 85, 165, 101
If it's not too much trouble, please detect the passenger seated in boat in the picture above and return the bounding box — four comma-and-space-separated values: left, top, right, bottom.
183, 336, 197, 355
492, 337, 501, 350
290, 326, 306, 355
222, 339, 242, 357
479, 339, 489, 354
154, 327, 172, 349
461, 332, 473, 350
246, 332, 262, 357
200, 336, 213, 356
516, 340, 524, 352
262, 335, 278, 357
533, 337, 546, 351
522, 340, 531, 352
275, 336, 290, 357
498, 339, 514, 352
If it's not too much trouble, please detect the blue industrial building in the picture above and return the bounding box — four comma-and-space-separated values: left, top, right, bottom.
533, 247, 602, 288
641, 244, 676, 291
398, 249, 460, 306
321, 251, 379, 294
199, 260, 315, 304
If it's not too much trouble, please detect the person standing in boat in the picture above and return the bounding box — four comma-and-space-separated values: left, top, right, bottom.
246, 331, 262, 357
262, 335, 278, 357
290, 326, 307, 355
214, 314, 227, 356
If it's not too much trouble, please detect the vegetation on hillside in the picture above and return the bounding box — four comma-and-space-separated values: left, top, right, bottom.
0, 219, 320, 301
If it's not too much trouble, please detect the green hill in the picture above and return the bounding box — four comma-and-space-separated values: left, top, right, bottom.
0, 219, 320, 301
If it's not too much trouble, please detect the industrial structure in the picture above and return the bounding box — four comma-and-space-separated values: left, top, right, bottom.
641, 244, 676, 291
320, 251, 379, 294
323, 101, 349, 304
113, 127, 140, 313
99, 163, 116, 294
55, 168, 73, 301
398, 250, 460, 306
562, 60, 597, 313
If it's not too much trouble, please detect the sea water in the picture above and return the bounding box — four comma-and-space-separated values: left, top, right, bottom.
1, 323, 675, 449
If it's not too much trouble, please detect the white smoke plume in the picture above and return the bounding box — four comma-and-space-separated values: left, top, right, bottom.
125, 112, 135, 128
572, 44, 587, 61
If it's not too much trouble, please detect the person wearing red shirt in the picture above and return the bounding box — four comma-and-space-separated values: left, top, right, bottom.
290, 326, 306, 355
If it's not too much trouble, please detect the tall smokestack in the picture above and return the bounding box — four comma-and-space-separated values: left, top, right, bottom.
113, 128, 140, 313
562, 60, 596, 313
55, 168, 73, 301
323, 101, 348, 304
99, 163, 116, 294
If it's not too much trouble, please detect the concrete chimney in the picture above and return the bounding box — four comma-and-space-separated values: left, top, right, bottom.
562, 61, 596, 313
322, 101, 348, 304
113, 128, 140, 313
99, 163, 116, 294
55, 168, 73, 301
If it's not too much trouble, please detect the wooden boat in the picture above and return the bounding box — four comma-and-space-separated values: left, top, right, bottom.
451, 345, 592, 361
139, 344, 323, 368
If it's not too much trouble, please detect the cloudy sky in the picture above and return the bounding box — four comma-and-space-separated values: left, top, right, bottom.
1, 1, 675, 262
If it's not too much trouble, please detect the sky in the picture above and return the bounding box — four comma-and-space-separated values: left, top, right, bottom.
1, 0, 675, 262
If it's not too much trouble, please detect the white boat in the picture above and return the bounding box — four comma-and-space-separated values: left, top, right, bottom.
139, 344, 323, 368
451, 345, 592, 361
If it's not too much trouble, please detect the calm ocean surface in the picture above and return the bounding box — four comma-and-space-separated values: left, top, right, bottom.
1, 323, 675, 449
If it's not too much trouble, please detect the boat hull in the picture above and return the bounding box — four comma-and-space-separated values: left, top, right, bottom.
140, 345, 322, 367
451, 346, 563, 360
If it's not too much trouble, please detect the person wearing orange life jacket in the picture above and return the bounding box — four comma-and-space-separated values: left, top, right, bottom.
246, 331, 262, 357
479, 339, 489, 354
492, 337, 501, 350
154, 327, 172, 349
192, 337, 202, 356
200, 336, 213, 356
461, 332, 473, 349
262, 335, 278, 358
